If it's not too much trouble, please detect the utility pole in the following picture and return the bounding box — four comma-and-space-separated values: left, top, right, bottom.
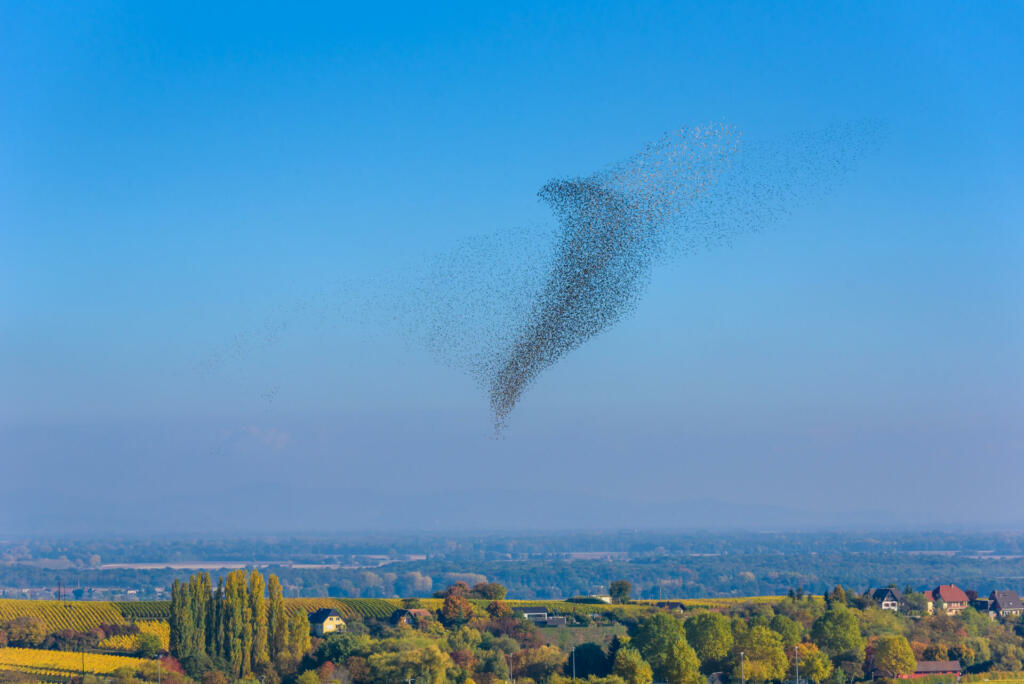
741, 651, 745, 684
572, 647, 576, 680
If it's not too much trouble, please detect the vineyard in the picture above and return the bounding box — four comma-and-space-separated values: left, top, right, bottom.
0, 595, 664, 637
0, 599, 125, 632
115, 601, 170, 619
282, 598, 403, 620
0, 647, 146, 677
97, 620, 171, 652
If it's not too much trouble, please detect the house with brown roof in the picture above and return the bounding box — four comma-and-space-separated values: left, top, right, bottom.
393, 608, 433, 627
930, 585, 970, 615
866, 587, 903, 611
990, 590, 1024, 617
899, 661, 962, 679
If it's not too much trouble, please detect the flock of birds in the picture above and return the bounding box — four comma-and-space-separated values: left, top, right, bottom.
198, 123, 873, 434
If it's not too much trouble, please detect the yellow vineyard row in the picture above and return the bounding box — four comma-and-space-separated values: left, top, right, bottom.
0, 599, 125, 632
97, 621, 170, 652
0, 647, 147, 675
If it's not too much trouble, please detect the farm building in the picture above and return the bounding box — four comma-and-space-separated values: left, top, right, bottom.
900, 661, 962, 678
518, 606, 549, 622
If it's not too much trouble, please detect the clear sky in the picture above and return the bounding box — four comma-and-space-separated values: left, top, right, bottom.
2, 1, 1022, 533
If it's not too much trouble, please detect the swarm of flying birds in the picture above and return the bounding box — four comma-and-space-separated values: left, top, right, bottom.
199, 123, 873, 434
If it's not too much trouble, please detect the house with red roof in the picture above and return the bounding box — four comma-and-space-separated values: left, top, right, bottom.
927, 584, 970, 615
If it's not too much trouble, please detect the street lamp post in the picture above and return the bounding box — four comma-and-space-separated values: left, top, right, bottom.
794, 644, 799, 684
741, 651, 745, 684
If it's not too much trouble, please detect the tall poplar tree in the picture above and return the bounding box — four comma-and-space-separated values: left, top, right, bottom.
249, 570, 270, 672
169, 579, 184, 657
188, 572, 211, 657
267, 574, 288, 663
211, 576, 226, 660
288, 608, 310, 661
224, 570, 249, 678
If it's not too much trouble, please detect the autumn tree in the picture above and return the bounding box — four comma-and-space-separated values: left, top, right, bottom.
441, 592, 473, 626
486, 600, 512, 619
249, 569, 270, 673
510, 645, 567, 682
367, 644, 452, 684
872, 635, 916, 678
4, 616, 45, 647
790, 643, 834, 683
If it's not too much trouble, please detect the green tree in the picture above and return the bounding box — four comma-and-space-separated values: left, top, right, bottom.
223, 569, 251, 678
249, 570, 269, 672
570, 643, 611, 678
267, 574, 288, 663
610, 580, 633, 604
137, 633, 163, 659
769, 614, 801, 650
632, 614, 701, 684
901, 593, 929, 616
471, 582, 507, 600
685, 612, 734, 667
661, 640, 703, 684
731, 626, 788, 683
810, 606, 865, 660
872, 635, 916, 678
169, 579, 190, 658
288, 608, 311, 661
613, 648, 653, 684
189, 572, 211, 657
295, 671, 319, 684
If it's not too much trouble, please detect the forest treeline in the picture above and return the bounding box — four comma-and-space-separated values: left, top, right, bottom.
10, 555, 1024, 601
9, 532, 1024, 600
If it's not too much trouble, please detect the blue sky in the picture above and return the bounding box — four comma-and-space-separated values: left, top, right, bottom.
2, 1, 1022, 533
